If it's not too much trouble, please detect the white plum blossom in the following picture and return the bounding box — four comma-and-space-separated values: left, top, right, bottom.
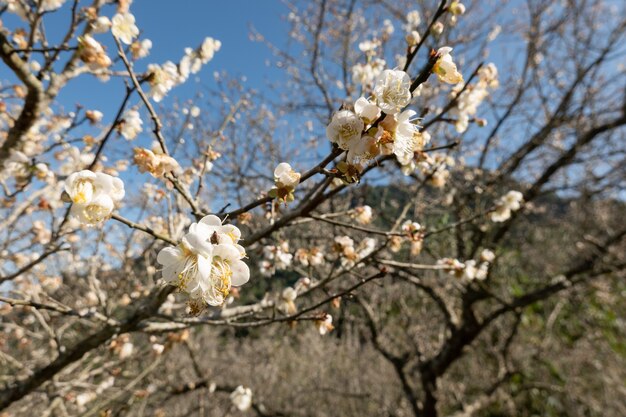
78, 35, 112, 70
352, 205, 373, 224
147, 61, 179, 102
85, 110, 103, 124
40, 0, 65, 12
449, 1, 466, 15
230, 386, 253, 411
130, 39, 152, 60
111, 13, 139, 45
354, 97, 381, 125
490, 191, 524, 222
378, 110, 420, 165
434, 47, 463, 85
65, 170, 125, 225
449, 63, 499, 132
351, 58, 385, 88
119, 109, 143, 140
157, 215, 249, 311
431, 21, 445, 36
91, 16, 111, 33
373, 69, 412, 115
326, 110, 364, 150
180, 37, 222, 76
271, 162, 301, 202
133, 147, 180, 178
403, 10, 421, 32
294, 247, 325, 266
274, 162, 300, 189
406, 30, 421, 46
260, 241, 293, 276
277, 286, 298, 314
480, 249, 496, 263
315, 314, 334, 335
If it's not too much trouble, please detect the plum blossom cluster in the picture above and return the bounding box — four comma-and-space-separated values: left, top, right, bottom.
490, 191, 524, 222
433, 47, 464, 85
259, 241, 293, 277
230, 386, 253, 411
351, 205, 373, 224
449, 63, 499, 133
333, 236, 377, 268
438, 249, 496, 282
0, 150, 53, 186
326, 72, 422, 170
157, 215, 250, 313
146, 37, 222, 102
328, 46, 463, 181
294, 246, 325, 267
133, 147, 180, 178
119, 109, 143, 140
64, 170, 125, 225
395, 220, 425, 255
277, 286, 298, 315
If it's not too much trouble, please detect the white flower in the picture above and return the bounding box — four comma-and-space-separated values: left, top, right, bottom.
490, 190, 524, 222
262, 242, 293, 272
358, 40, 378, 54
406, 30, 421, 46
404, 10, 421, 32
118, 341, 134, 359
199, 37, 221, 63
379, 110, 420, 165
111, 13, 139, 45
326, 110, 364, 150
70, 194, 114, 225
373, 69, 412, 115
78, 35, 112, 70
315, 314, 334, 335
278, 286, 298, 314
353, 205, 373, 224
502, 190, 524, 211
430, 22, 445, 36
480, 249, 496, 263
91, 16, 111, 33
354, 97, 381, 125
65, 170, 122, 204
147, 61, 179, 102
130, 39, 152, 60
230, 386, 253, 411
119, 109, 143, 140
65, 170, 125, 225
294, 247, 325, 267
3, 0, 29, 20
282, 286, 297, 302
402, 220, 421, 235
351, 58, 386, 87
75, 392, 96, 408
434, 47, 463, 85
462, 260, 478, 281
85, 110, 103, 124
271, 162, 301, 202
40, 0, 65, 12
157, 215, 249, 308
274, 162, 301, 189
133, 147, 180, 178
449, 1, 466, 15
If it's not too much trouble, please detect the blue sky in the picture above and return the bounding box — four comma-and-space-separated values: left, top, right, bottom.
40, 0, 290, 115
